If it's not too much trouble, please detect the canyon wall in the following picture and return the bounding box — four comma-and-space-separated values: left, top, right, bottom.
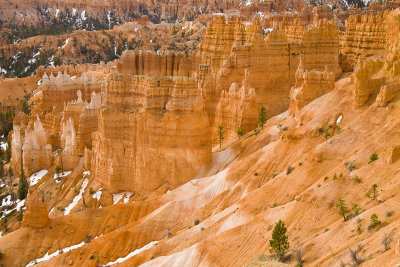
340, 12, 387, 72
92, 51, 211, 194
197, 15, 341, 130
289, 57, 336, 117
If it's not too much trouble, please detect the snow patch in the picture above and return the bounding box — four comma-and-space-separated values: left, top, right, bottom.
61, 38, 69, 49
54, 171, 71, 183
112, 192, 133, 204
105, 241, 158, 265
81, 10, 87, 21
0, 140, 8, 151
337, 115, 343, 124
244, 0, 252, 7
92, 188, 102, 201
29, 169, 48, 186
25, 241, 85, 266
64, 178, 88, 215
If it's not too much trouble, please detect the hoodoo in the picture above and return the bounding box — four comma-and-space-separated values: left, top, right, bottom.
1, 1, 400, 267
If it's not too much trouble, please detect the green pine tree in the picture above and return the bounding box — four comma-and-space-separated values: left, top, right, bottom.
218, 125, 224, 148
336, 197, 349, 221
18, 155, 28, 200
269, 219, 290, 261
258, 106, 267, 129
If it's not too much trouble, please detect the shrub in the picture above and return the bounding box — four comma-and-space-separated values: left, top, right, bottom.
333, 173, 338, 180
357, 226, 363, 235
354, 175, 361, 183
324, 176, 328, 181
254, 172, 258, 176
386, 210, 393, 217
269, 220, 289, 261
237, 128, 243, 139
369, 213, 381, 230
194, 219, 200, 225
352, 204, 362, 215
89, 188, 95, 195
368, 152, 379, 164
0, 251, 3, 259
286, 166, 294, 175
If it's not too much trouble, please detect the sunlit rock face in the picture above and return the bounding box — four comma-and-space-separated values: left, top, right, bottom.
92, 51, 211, 194
22, 190, 48, 228
289, 57, 335, 117
197, 15, 341, 125
11, 116, 52, 176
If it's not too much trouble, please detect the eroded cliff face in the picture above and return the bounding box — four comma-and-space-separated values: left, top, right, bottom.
197, 15, 341, 129
7, 9, 400, 267
340, 13, 387, 72
92, 51, 211, 194
212, 70, 258, 142
289, 57, 336, 117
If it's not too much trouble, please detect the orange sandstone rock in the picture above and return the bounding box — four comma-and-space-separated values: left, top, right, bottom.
22, 190, 49, 228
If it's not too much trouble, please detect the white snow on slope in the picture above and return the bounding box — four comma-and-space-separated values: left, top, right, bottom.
25, 241, 85, 267
29, 169, 48, 186
105, 241, 158, 265
92, 188, 102, 201
112, 192, 133, 204
64, 178, 88, 215
61, 38, 69, 49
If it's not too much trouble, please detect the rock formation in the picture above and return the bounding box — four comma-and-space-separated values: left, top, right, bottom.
37, 71, 102, 114
22, 190, 48, 228
11, 116, 52, 176
60, 118, 79, 171
340, 13, 387, 72
353, 58, 385, 108
92, 51, 211, 194
376, 82, 400, 106
197, 15, 341, 124
289, 58, 335, 117
212, 70, 258, 142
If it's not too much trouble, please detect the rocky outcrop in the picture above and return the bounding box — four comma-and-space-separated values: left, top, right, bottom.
289, 57, 335, 117
76, 92, 102, 154
353, 58, 385, 108
116, 50, 195, 77
340, 13, 387, 72
197, 15, 341, 124
60, 118, 79, 171
37, 71, 102, 114
22, 190, 48, 228
11, 116, 52, 176
376, 82, 400, 106
92, 53, 211, 194
212, 70, 258, 143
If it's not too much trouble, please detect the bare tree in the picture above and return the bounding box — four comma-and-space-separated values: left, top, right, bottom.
349, 245, 363, 266
382, 233, 392, 251
294, 247, 304, 266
